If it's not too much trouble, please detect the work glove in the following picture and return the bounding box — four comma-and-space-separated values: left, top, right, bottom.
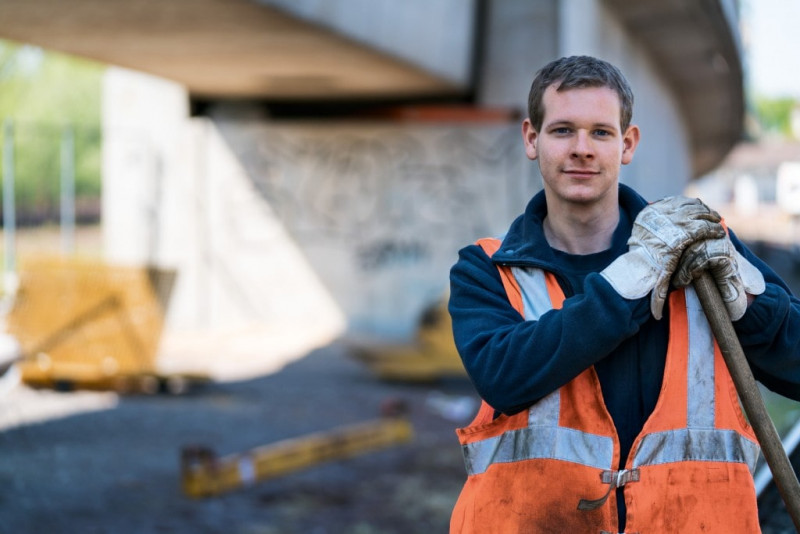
600, 196, 725, 319
671, 236, 766, 321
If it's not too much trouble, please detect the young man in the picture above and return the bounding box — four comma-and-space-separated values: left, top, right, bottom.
448, 55, 800, 533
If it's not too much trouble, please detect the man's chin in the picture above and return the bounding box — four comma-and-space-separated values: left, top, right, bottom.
562, 182, 617, 205
563, 190, 606, 206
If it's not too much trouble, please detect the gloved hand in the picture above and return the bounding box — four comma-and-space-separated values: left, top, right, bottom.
671, 236, 766, 320
601, 196, 725, 319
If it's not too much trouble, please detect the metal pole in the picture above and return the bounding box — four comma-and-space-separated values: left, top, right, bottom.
694, 272, 800, 531
2, 119, 17, 295
60, 124, 76, 255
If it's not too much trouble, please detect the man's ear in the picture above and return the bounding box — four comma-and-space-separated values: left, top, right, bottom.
621, 124, 640, 165
521, 118, 539, 161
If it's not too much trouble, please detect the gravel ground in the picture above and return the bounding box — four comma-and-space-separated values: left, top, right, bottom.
0, 341, 477, 534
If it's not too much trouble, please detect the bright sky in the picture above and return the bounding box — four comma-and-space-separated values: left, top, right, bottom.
745, 0, 800, 98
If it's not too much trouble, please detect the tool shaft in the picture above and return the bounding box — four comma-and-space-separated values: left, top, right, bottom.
694, 271, 800, 531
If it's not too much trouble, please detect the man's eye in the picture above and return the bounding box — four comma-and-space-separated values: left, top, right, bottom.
553, 127, 571, 134
593, 129, 611, 137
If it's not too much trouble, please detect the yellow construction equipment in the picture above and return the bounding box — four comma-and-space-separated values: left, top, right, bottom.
181, 416, 414, 498
348, 296, 467, 382
5, 255, 202, 393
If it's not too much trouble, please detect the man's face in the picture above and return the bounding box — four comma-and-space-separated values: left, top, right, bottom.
521, 84, 639, 210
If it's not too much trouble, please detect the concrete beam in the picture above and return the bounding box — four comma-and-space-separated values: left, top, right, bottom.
0, 0, 466, 100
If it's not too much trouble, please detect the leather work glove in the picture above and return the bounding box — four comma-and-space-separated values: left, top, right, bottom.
672, 236, 766, 321
601, 196, 726, 319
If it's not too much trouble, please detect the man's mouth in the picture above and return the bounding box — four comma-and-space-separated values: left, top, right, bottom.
563, 169, 599, 177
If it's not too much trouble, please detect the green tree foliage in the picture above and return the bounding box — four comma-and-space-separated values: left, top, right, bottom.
0, 40, 104, 224
753, 95, 796, 139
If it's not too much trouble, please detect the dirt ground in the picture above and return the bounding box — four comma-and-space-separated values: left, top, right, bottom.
0, 225, 473, 533
0, 340, 476, 533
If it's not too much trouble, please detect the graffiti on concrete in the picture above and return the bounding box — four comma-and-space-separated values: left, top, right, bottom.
356, 239, 429, 272
208, 116, 533, 336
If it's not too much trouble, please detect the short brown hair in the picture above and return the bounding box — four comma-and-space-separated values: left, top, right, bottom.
527, 56, 634, 132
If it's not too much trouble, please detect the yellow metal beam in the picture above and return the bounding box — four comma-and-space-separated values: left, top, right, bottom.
349, 296, 467, 382
5, 256, 203, 394
181, 417, 414, 498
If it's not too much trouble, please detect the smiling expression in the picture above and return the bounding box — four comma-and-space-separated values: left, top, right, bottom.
522, 84, 640, 212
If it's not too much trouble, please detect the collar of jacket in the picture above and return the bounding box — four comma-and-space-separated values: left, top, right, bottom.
490, 183, 649, 270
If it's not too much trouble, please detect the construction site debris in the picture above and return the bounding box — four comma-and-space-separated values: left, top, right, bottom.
5, 255, 207, 393
181, 416, 414, 498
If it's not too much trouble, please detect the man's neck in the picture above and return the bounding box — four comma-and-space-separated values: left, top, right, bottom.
543, 204, 620, 255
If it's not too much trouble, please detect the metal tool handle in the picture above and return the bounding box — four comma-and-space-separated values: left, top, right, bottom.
693, 271, 800, 531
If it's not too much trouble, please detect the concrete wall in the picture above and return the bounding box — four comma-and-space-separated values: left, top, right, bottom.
103, 70, 348, 377
103, 68, 531, 348
256, 0, 477, 86
478, 0, 559, 112
210, 105, 531, 339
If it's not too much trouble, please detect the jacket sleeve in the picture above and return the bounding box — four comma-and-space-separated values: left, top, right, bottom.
730, 231, 800, 401
449, 244, 651, 414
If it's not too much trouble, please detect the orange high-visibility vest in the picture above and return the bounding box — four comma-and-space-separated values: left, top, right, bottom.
450, 237, 761, 534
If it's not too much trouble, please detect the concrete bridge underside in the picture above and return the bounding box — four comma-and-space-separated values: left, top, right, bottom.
0, 0, 465, 101
0, 0, 743, 177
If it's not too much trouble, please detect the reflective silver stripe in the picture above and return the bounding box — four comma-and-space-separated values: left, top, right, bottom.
463, 266, 613, 475
528, 388, 559, 426
510, 266, 561, 428
511, 266, 553, 321
633, 428, 761, 473
463, 425, 615, 475
629, 289, 760, 474
685, 288, 716, 429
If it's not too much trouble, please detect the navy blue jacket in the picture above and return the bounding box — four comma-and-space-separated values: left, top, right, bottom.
449, 184, 800, 469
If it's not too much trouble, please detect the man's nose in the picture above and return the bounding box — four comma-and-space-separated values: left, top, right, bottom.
571, 131, 594, 158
